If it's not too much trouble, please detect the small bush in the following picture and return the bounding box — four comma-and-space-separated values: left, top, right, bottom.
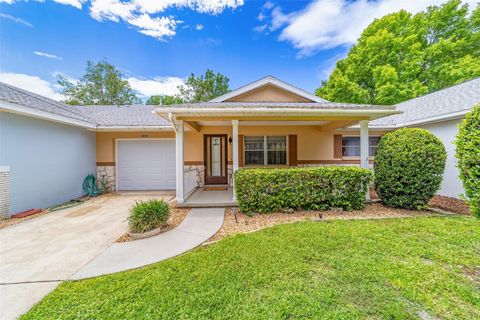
374, 128, 446, 210
455, 104, 480, 217
128, 199, 170, 233
234, 167, 371, 214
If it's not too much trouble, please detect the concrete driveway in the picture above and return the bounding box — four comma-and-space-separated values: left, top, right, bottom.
0, 191, 174, 320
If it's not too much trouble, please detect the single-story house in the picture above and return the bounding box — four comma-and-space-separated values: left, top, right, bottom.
0, 76, 478, 216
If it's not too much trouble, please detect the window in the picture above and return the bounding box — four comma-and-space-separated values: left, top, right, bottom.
244, 136, 287, 165
342, 136, 380, 157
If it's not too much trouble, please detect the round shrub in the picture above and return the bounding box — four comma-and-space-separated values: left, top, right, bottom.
374, 128, 446, 210
128, 199, 170, 233
455, 104, 480, 217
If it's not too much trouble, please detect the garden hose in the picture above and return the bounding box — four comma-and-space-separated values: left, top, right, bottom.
48, 174, 106, 212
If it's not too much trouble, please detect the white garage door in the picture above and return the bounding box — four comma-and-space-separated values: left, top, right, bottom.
116, 140, 176, 190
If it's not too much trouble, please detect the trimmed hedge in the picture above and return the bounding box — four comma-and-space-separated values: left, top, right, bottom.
374, 128, 446, 210
129, 199, 170, 233
234, 167, 371, 214
455, 104, 480, 217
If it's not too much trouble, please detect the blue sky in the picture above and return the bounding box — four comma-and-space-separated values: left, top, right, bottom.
0, 0, 476, 101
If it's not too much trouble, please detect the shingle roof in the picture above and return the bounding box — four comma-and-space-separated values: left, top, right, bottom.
161, 101, 395, 110
71, 105, 170, 126
371, 77, 480, 127
0, 82, 169, 127
0, 81, 95, 124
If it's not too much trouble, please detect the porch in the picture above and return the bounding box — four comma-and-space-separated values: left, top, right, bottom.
155, 103, 399, 207
178, 187, 236, 208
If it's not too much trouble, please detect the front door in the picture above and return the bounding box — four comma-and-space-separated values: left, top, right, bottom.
204, 135, 228, 185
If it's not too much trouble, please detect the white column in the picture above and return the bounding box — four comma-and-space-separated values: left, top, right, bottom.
232, 120, 239, 201
175, 120, 185, 203
360, 120, 371, 201
360, 120, 369, 169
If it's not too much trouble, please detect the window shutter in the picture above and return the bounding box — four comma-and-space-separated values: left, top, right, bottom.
288, 135, 297, 166
334, 135, 342, 159
238, 135, 244, 167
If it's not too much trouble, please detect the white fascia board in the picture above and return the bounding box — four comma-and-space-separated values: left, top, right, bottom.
155, 107, 399, 119
0, 101, 95, 129
92, 126, 174, 132
210, 76, 326, 103
397, 110, 469, 127
347, 110, 470, 130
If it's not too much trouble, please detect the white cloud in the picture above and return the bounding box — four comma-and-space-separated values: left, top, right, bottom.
0, 13, 33, 27
258, 0, 479, 56
128, 14, 178, 39
89, 0, 243, 40
33, 51, 63, 60
127, 76, 184, 97
0, 72, 62, 100
195, 24, 204, 30
53, 0, 86, 9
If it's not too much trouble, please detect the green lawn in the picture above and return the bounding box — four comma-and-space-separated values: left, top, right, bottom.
24, 216, 479, 319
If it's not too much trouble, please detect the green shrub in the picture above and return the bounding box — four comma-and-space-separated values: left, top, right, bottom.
374, 128, 446, 210
128, 199, 170, 233
455, 104, 480, 217
234, 167, 371, 214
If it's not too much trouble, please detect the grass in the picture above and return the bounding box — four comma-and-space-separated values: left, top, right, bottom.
23, 216, 479, 319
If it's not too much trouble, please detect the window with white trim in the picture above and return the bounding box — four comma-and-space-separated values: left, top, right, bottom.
244, 136, 287, 165
342, 136, 381, 157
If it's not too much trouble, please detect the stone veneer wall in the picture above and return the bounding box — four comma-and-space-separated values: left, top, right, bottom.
96, 166, 116, 192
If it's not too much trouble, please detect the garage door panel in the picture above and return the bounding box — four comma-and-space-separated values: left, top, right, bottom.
117, 140, 176, 190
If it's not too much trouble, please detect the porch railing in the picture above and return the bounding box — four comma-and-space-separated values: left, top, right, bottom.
184, 168, 197, 196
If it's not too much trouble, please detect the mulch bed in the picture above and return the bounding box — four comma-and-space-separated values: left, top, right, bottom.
116, 206, 190, 242
209, 203, 436, 242
428, 195, 471, 215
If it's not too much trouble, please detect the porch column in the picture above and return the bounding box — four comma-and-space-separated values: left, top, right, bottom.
359, 120, 369, 169
232, 120, 239, 201
360, 120, 371, 201
175, 120, 185, 203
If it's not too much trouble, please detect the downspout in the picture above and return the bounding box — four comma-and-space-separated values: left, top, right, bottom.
168, 112, 177, 133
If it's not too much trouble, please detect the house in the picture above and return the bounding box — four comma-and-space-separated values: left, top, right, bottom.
367, 77, 480, 198
0, 76, 478, 216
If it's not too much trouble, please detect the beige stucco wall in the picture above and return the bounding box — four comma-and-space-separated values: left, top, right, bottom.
96, 127, 386, 164
226, 84, 311, 102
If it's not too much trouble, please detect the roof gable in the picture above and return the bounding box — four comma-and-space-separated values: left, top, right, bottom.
210, 76, 326, 103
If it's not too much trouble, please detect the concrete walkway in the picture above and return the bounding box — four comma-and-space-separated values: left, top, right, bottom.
0, 192, 174, 320
72, 208, 225, 280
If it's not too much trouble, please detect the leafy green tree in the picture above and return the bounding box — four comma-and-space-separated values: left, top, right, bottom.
146, 95, 184, 105
316, 0, 480, 104
57, 59, 140, 105
178, 69, 230, 102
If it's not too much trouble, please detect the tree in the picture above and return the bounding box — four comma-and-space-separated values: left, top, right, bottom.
57, 59, 140, 105
146, 95, 184, 105
178, 69, 230, 103
316, 0, 480, 104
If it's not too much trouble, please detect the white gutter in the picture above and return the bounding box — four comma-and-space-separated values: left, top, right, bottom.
155, 108, 400, 120
92, 125, 173, 132
397, 110, 469, 128
168, 112, 177, 133
0, 101, 95, 129
346, 109, 470, 131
